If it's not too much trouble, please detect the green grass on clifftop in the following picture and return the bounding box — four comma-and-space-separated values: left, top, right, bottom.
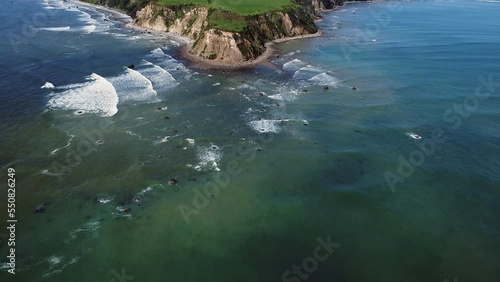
155, 0, 294, 15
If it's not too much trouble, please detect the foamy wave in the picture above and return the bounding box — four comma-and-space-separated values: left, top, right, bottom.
138, 61, 178, 90
308, 72, 340, 87
48, 73, 118, 116
283, 59, 307, 71
248, 119, 282, 133
79, 25, 96, 33
39, 26, 70, 32
267, 86, 300, 102
292, 65, 323, 80
41, 82, 55, 89
109, 68, 158, 103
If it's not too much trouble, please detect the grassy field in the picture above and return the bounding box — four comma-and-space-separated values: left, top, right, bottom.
154, 0, 294, 15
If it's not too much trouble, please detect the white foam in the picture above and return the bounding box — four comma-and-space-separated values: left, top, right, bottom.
267, 94, 285, 101
248, 119, 282, 133
138, 61, 177, 90
213, 82, 221, 86
195, 145, 222, 171
109, 68, 158, 103
292, 65, 323, 80
69, 219, 101, 240
96, 197, 113, 204
50, 134, 75, 155
47, 256, 63, 267
269, 85, 300, 102
154, 136, 171, 144
41, 82, 55, 89
48, 73, 118, 117
308, 72, 340, 87
186, 138, 195, 145
405, 132, 422, 140
80, 25, 96, 33
39, 26, 70, 32
283, 59, 307, 71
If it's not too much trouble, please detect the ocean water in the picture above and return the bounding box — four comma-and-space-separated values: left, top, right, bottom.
0, 0, 499, 281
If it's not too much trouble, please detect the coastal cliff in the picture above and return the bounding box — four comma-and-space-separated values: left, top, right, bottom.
84, 0, 362, 65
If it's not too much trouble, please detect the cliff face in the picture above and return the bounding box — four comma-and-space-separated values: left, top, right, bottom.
87, 0, 360, 64
132, 3, 319, 63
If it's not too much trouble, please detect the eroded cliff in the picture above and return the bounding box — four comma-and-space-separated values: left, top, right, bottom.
85, 0, 361, 65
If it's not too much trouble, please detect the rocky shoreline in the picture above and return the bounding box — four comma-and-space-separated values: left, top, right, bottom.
74, 0, 358, 69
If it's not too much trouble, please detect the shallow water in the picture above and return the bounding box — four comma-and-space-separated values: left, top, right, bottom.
0, 0, 499, 281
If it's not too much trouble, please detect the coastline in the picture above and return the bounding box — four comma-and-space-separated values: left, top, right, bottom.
179, 30, 323, 70
70, 0, 323, 70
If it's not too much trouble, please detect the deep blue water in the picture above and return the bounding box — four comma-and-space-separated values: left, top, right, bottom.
0, 0, 499, 281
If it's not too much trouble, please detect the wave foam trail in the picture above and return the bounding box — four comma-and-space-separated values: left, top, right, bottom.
38, 26, 71, 32
283, 59, 307, 71
79, 25, 96, 33
138, 61, 178, 90
248, 119, 282, 133
109, 68, 158, 103
268, 86, 300, 102
292, 65, 323, 80
48, 73, 118, 116
308, 72, 340, 87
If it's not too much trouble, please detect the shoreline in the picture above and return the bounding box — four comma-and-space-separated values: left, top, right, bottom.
179, 30, 323, 71
70, 0, 326, 70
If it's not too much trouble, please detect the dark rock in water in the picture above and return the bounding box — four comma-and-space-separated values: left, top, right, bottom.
169, 178, 178, 185
323, 86, 329, 90
127, 64, 135, 69
352, 87, 357, 91
123, 207, 131, 212
147, 31, 151, 34
259, 92, 265, 96
164, 116, 170, 120
302, 89, 308, 93
104, 19, 109, 22
34, 202, 49, 213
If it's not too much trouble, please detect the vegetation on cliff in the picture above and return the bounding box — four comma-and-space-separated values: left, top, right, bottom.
83, 0, 361, 64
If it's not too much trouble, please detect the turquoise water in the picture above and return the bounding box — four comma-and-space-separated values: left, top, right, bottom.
1, 0, 499, 281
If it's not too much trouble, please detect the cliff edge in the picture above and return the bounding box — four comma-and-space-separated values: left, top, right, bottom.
84, 0, 364, 66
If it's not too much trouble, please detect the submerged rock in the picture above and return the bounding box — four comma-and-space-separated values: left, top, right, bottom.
34, 202, 49, 213
169, 178, 178, 185
127, 64, 135, 69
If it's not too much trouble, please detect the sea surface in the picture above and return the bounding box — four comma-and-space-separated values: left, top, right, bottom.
0, 0, 499, 281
